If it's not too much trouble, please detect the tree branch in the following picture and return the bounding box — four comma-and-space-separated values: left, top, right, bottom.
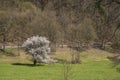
112, 0, 120, 4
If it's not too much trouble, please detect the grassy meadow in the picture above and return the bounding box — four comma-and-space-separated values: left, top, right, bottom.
0, 48, 120, 80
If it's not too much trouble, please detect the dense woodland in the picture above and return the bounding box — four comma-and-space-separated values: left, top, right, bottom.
0, 0, 120, 52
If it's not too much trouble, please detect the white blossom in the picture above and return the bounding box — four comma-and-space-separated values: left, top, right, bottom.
22, 36, 57, 63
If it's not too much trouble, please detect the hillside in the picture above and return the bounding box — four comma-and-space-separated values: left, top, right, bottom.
0, 0, 120, 52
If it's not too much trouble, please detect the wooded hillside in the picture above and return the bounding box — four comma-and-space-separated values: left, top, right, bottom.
0, 0, 120, 51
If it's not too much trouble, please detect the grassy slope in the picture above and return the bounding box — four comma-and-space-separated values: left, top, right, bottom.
0, 48, 120, 80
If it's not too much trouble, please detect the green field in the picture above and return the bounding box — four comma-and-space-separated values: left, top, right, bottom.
0, 48, 120, 80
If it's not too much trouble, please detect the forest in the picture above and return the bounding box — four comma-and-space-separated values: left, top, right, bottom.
0, 0, 120, 51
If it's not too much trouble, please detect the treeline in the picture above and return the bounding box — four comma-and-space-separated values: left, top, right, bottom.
0, 0, 120, 51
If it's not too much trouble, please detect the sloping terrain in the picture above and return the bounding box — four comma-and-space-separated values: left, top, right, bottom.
0, 48, 120, 80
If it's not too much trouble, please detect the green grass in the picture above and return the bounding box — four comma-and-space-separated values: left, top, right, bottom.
0, 48, 120, 80
0, 61, 120, 80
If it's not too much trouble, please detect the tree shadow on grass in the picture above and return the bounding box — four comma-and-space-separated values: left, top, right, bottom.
12, 63, 45, 67
107, 55, 120, 73
107, 55, 120, 67
116, 67, 120, 73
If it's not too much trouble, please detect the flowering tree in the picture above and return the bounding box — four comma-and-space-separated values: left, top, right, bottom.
22, 36, 57, 65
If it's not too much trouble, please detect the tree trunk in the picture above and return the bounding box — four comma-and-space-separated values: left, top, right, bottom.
34, 59, 37, 65
17, 39, 20, 56
3, 29, 6, 51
